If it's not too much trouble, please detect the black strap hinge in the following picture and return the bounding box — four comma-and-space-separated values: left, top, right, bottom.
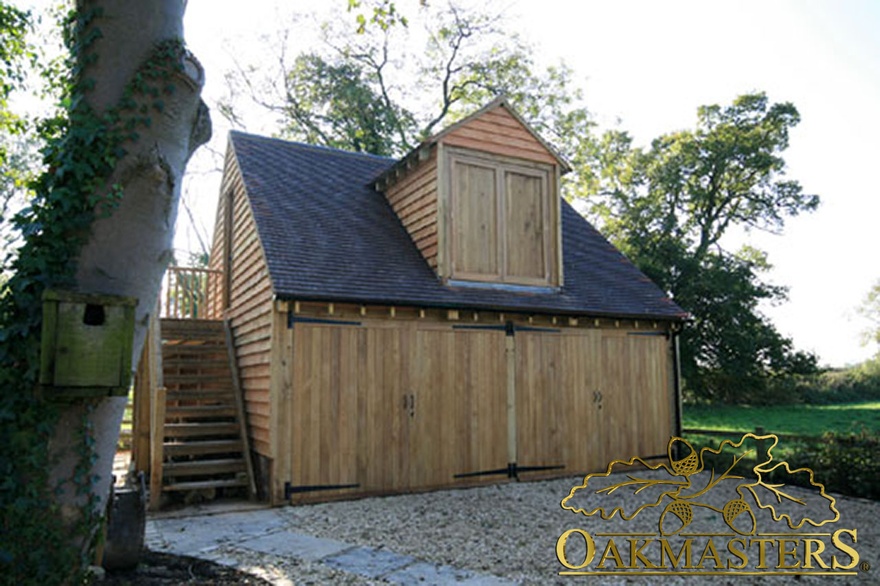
454, 462, 565, 480
288, 314, 362, 328
284, 482, 360, 498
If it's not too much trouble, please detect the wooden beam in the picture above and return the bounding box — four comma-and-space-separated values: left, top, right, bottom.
269, 303, 293, 506
149, 385, 166, 511
224, 320, 257, 500
506, 334, 517, 469
132, 311, 160, 474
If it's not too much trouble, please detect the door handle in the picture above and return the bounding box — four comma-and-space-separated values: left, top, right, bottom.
403, 393, 415, 418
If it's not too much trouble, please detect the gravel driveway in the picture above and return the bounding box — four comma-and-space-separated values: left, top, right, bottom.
194, 472, 877, 585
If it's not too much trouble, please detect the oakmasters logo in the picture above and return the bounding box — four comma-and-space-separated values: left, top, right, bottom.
556, 434, 867, 578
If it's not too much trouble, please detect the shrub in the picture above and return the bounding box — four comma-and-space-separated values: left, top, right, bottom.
799, 429, 880, 500
687, 431, 880, 501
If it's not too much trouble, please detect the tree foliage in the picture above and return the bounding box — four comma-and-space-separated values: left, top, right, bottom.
859, 279, 880, 352
224, 4, 820, 406
588, 93, 819, 403
0, 1, 33, 234
221, 0, 594, 160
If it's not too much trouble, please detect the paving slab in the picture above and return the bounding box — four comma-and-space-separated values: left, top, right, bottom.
147, 509, 287, 554
146, 510, 518, 584
386, 561, 516, 585
323, 545, 416, 579
240, 531, 352, 562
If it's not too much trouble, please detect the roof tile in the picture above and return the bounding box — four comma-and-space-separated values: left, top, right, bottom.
229, 131, 685, 320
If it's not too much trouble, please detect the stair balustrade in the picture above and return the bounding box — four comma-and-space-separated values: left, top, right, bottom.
161, 266, 224, 320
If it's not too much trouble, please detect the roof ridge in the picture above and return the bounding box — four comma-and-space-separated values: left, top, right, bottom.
229, 130, 396, 163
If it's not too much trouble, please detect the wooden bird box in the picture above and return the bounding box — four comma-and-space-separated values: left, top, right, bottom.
40, 290, 137, 398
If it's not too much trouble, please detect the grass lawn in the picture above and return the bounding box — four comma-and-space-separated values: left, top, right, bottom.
682, 401, 880, 437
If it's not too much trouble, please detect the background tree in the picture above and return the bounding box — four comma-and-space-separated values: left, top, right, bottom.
0, 1, 209, 581
222, 4, 820, 404
220, 0, 595, 161
588, 93, 820, 403
860, 279, 880, 353
0, 1, 32, 246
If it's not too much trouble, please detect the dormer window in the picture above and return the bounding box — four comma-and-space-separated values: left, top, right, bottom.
376, 97, 568, 290
446, 148, 558, 287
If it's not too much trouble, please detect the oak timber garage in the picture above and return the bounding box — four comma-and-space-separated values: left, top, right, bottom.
196, 97, 687, 504
278, 313, 675, 503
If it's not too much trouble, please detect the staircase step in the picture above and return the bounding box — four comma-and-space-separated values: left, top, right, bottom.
164, 422, 241, 438
165, 405, 238, 419
160, 318, 225, 339
163, 439, 244, 457
152, 316, 256, 506
162, 478, 249, 493
163, 343, 228, 355
163, 458, 247, 477
166, 390, 235, 400
163, 373, 233, 385
161, 358, 231, 370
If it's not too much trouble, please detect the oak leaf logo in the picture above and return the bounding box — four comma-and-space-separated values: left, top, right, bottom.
561, 434, 840, 535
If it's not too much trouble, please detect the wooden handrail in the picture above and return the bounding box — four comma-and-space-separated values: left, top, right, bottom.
161, 266, 224, 319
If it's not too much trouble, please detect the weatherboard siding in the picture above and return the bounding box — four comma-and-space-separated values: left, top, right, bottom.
383, 150, 440, 269
441, 107, 559, 167
220, 155, 274, 459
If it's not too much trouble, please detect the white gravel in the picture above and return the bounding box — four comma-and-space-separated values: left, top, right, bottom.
263, 473, 878, 585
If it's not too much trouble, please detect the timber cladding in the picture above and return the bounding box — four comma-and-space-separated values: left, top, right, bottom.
269, 302, 675, 504
441, 106, 560, 167
207, 152, 274, 460
204, 101, 687, 506
383, 149, 439, 269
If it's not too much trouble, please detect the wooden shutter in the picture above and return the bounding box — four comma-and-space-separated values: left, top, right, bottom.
445, 148, 558, 287
504, 169, 548, 282
451, 160, 499, 278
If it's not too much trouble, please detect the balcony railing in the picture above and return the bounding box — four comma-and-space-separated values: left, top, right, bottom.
161, 266, 224, 319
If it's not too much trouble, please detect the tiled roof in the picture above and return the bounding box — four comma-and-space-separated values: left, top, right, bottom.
230, 131, 685, 320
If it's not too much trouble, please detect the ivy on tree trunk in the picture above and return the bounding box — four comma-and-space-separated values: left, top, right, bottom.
0, 2, 210, 582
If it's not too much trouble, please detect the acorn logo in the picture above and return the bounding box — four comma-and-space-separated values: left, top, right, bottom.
556, 434, 863, 577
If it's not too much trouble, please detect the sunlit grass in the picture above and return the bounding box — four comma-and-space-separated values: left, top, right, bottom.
682, 401, 880, 437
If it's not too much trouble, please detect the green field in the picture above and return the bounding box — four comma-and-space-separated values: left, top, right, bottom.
682, 401, 880, 437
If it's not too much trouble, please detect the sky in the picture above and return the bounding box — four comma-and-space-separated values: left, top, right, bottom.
173, 0, 880, 367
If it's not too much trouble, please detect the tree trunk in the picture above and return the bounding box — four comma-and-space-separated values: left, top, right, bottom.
47, 0, 210, 546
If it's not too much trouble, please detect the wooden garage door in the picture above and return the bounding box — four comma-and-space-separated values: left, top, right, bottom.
408, 327, 508, 489
601, 332, 671, 464
289, 323, 360, 498
287, 322, 508, 499
515, 329, 605, 477
286, 319, 671, 500
516, 329, 672, 477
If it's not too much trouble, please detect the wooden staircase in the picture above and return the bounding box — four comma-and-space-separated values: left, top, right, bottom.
149, 318, 256, 507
